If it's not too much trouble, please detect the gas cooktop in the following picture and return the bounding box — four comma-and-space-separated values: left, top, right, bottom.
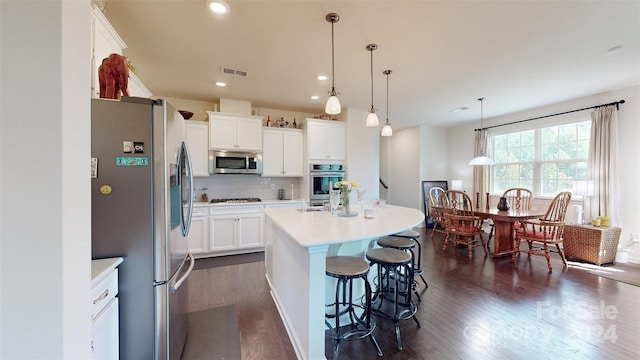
209, 198, 262, 204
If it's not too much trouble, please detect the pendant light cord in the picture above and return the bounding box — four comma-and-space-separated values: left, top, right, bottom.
331, 21, 335, 91
386, 71, 390, 124
370, 48, 374, 111
479, 97, 485, 128
478, 97, 486, 156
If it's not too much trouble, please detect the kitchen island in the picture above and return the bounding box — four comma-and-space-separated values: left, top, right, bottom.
264, 205, 424, 360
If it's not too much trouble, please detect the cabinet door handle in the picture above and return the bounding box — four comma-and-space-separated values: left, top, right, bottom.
92, 289, 109, 305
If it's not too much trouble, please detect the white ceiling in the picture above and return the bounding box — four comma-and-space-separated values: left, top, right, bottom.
100, 0, 640, 130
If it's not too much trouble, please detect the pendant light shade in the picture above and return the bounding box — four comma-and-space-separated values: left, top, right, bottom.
325, 95, 341, 115
469, 97, 495, 165
365, 44, 379, 127
325, 13, 341, 115
468, 155, 494, 166
381, 70, 393, 137
366, 112, 380, 127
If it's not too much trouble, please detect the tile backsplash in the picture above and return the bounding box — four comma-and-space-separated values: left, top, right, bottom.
194, 175, 303, 201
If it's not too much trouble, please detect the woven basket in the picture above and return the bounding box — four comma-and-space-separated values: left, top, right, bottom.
563, 225, 621, 265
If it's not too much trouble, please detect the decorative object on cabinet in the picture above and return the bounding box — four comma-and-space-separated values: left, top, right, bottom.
381, 70, 393, 136
365, 44, 380, 127
469, 97, 495, 165
98, 53, 130, 99
179, 110, 194, 120
325, 13, 341, 115
90, 4, 152, 99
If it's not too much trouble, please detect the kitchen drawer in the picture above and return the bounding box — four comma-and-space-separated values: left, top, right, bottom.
90, 268, 118, 320
192, 207, 209, 217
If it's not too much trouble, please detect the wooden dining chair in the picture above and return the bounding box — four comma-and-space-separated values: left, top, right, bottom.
487, 188, 534, 249
428, 186, 446, 240
439, 190, 487, 259
512, 191, 572, 272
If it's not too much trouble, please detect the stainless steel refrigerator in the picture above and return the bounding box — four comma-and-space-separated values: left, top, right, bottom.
91, 97, 195, 360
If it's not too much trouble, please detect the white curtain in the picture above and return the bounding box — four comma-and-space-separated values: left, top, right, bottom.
586, 105, 620, 226
472, 130, 489, 208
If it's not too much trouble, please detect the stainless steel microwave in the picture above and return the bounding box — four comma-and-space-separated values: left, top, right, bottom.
210, 150, 262, 174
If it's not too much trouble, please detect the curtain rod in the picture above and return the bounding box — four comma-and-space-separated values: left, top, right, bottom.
474, 99, 625, 132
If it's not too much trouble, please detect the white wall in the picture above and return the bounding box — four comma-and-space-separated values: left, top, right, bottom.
388, 126, 421, 209
344, 108, 380, 203
379, 124, 450, 224
1, 1, 91, 358
419, 125, 449, 182
419, 125, 449, 215
446, 85, 640, 262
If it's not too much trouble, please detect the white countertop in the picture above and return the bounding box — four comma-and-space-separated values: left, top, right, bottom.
194, 199, 303, 207
91, 257, 123, 286
264, 204, 424, 247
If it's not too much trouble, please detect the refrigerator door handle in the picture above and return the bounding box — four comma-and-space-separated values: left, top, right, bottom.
185, 144, 194, 235
179, 141, 195, 236
172, 252, 195, 292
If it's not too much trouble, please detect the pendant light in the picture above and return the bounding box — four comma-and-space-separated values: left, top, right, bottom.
469, 97, 495, 165
365, 44, 379, 127
325, 13, 341, 115
381, 70, 393, 136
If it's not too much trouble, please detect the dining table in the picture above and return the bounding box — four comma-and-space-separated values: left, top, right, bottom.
473, 207, 547, 257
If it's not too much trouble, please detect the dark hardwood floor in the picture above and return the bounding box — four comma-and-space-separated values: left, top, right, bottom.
187, 228, 640, 360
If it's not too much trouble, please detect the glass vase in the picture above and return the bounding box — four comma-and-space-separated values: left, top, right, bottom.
341, 191, 350, 215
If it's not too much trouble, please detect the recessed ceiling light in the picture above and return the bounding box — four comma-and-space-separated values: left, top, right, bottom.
607, 45, 623, 54
310, 95, 319, 100
317, 75, 328, 81
208, 1, 229, 14
215, 81, 227, 87
451, 106, 469, 112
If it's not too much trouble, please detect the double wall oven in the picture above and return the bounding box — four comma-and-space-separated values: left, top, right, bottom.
309, 163, 345, 206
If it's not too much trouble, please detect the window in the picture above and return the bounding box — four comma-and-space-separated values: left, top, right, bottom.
490, 121, 590, 197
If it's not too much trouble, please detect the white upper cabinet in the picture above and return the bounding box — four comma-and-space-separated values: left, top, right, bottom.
305, 118, 346, 161
184, 121, 210, 177
208, 112, 263, 151
262, 128, 303, 177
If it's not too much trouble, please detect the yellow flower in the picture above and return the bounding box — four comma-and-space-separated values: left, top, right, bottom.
336, 180, 357, 193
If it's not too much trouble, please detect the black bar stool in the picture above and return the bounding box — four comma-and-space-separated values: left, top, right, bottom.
392, 230, 428, 288
377, 236, 423, 301
325, 256, 383, 359
366, 248, 421, 351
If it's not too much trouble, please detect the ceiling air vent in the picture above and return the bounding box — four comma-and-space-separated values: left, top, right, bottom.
221, 66, 248, 77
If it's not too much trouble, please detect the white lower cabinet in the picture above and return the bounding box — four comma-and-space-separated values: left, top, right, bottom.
186, 207, 210, 254
211, 206, 264, 251
92, 297, 119, 359
91, 258, 123, 360
188, 205, 265, 257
